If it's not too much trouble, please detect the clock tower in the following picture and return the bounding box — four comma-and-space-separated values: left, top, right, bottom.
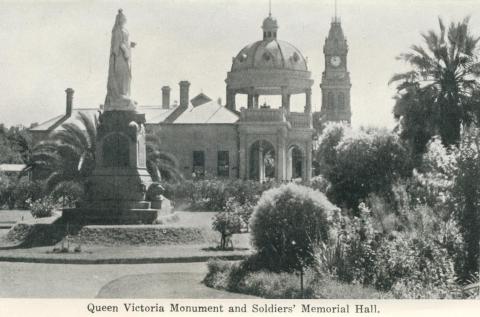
320, 17, 351, 123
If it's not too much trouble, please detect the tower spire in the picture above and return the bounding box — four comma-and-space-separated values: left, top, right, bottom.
269, 0, 272, 17
334, 0, 339, 22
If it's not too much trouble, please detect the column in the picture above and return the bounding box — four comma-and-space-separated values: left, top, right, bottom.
226, 86, 236, 111
239, 132, 247, 180
254, 94, 260, 109
304, 88, 312, 113
286, 148, 292, 181
258, 141, 265, 182
276, 129, 287, 182
247, 94, 254, 109
305, 141, 312, 183
281, 87, 291, 112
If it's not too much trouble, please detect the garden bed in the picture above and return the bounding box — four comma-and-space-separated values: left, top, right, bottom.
203, 259, 391, 299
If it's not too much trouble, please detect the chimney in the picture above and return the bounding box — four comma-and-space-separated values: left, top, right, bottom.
65, 88, 74, 117
162, 86, 171, 109
179, 81, 190, 108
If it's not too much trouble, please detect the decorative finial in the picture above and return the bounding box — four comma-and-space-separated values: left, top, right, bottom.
269, 0, 272, 17
334, 0, 338, 22
118, 8, 123, 13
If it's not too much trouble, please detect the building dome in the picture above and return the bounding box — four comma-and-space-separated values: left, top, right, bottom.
231, 39, 308, 72
225, 14, 313, 97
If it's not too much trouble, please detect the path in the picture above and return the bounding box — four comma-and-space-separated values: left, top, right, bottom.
0, 261, 255, 298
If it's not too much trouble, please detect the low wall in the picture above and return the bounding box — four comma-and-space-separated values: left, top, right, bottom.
67, 225, 212, 246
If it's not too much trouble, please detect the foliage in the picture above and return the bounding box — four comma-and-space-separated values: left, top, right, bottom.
204, 259, 316, 299
0, 176, 46, 209
314, 121, 351, 175
316, 126, 412, 211
203, 259, 389, 299
0, 124, 31, 164
163, 179, 276, 211
50, 181, 84, 208
451, 127, 480, 278
308, 175, 331, 194
27, 112, 97, 193
390, 17, 480, 150
28, 196, 57, 218
250, 183, 336, 272
212, 211, 242, 249
224, 197, 256, 231
322, 202, 461, 298
145, 133, 184, 183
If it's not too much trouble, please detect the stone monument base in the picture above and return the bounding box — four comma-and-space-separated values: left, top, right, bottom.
62, 206, 158, 225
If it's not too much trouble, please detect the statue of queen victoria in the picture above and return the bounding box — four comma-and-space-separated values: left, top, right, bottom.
104, 9, 137, 110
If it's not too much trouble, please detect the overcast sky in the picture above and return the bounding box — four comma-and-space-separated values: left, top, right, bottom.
0, 0, 479, 128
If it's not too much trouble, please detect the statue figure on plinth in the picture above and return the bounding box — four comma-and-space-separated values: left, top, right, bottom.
104, 9, 137, 111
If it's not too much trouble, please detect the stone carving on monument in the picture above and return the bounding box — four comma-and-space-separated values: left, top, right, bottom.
62, 9, 158, 225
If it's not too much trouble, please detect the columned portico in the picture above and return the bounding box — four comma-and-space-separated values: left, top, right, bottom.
226, 12, 315, 183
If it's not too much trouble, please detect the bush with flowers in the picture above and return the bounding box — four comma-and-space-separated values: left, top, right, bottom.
28, 196, 57, 218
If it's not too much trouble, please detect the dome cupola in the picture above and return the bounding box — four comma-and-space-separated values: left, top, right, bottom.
262, 14, 278, 40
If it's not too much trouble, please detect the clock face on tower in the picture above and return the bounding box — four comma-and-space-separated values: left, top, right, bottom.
330, 56, 341, 67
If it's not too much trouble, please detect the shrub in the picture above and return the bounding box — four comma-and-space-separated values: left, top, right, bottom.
224, 197, 255, 231
203, 258, 388, 299
162, 179, 276, 212
50, 181, 84, 207
250, 183, 337, 272
1, 176, 46, 210
29, 196, 56, 218
212, 211, 242, 249
326, 202, 460, 297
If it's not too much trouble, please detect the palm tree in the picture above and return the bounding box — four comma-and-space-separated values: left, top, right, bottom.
26, 112, 98, 193
390, 17, 480, 148
27, 112, 182, 200
146, 133, 184, 183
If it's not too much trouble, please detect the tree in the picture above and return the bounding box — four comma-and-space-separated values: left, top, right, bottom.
212, 211, 242, 250
317, 127, 412, 211
390, 17, 480, 150
0, 124, 27, 164
146, 133, 184, 182
452, 127, 480, 279
26, 112, 97, 193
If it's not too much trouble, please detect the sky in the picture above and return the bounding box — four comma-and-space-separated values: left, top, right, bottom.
0, 0, 479, 128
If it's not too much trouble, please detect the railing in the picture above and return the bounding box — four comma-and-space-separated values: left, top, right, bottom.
287, 112, 312, 128
240, 108, 312, 128
240, 108, 286, 122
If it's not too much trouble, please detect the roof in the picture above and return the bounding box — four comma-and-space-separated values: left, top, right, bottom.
174, 100, 239, 124
30, 105, 180, 132
141, 105, 179, 123
231, 39, 308, 72
0, 164, 26, 172
29, 114, 65, 131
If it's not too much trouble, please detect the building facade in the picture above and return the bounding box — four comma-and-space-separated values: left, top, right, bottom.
30, 12, 351, 183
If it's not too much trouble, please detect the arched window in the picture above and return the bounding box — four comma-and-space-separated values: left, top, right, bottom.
328, 92, 335, 110
338, 92, 345, 109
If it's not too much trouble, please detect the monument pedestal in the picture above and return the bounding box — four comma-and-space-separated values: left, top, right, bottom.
62, 110, 158, 224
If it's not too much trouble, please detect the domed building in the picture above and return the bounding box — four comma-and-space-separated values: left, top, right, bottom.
31, 10, 351, 183
226, 14, 313, 112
